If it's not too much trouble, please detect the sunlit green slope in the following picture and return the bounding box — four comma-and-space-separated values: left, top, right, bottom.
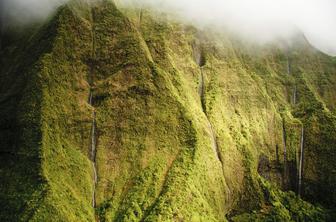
0, 1, 335, 221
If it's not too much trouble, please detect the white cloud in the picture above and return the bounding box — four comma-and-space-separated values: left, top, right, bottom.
2, 0, 336, 56
126, 0, 336, 55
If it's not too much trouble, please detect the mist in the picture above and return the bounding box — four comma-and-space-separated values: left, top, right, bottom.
1, 0, 68, 26
2, 0, 336, 56
126, 0, 336, 56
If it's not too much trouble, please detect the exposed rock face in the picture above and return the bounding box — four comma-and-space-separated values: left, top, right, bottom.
1, 1, 336, 221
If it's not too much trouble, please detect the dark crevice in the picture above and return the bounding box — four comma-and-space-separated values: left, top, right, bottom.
258, 154, 271, 180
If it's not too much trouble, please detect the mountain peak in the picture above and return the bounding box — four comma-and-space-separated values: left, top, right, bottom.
1, 1, 336, 221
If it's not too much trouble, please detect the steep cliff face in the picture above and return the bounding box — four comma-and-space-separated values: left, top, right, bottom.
1, 1, 336, 221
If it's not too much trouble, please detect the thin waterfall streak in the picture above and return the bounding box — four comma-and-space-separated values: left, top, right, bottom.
199, 68, 204, 97
282, 122, 287, 167
207, 120, 219, 160
199, 66, 222, 164
89, 91, 93, 106
200, 68, 206, 112
293, 85, 297, 105
91, 111, 96, 160
198, 65, 231, 203
89, 9, 99, 218
287, 53, 291, 75
193, 43, 231, 203
298, 126, 304, 197
282, 120, 287, 188
89, 95, 97, 209
193, 40, 223, 165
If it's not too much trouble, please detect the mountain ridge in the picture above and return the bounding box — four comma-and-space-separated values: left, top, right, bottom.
1, 0, 336, 221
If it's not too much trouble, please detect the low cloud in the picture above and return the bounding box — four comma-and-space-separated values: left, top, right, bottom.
2, 0, 68, 25
124, 0, 336, 56
2, 0, 336, 56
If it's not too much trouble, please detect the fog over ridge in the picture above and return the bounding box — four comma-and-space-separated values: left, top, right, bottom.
2, 0, 336, 56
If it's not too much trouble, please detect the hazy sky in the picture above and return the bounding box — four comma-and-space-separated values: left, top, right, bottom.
2, 0, 336, 56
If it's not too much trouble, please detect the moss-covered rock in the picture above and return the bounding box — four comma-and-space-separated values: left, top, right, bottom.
1, 0, 335, 221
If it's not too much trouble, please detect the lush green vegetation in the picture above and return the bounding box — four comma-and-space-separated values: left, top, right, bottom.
1, 0, 335, 221
232, 178, 328, 222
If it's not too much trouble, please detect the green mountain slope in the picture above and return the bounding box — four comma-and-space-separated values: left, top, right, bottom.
1, 1, 336, 221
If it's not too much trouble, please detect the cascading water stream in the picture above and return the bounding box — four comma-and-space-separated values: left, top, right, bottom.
199, 68, 206, 112
89, 90, 98, 208
298, 126, 304, 197
293, 85, 297, 105
89, 8, 99, 220
193, 41, 231, 202
287, 53, 291, 75
282, 119, 288, 188
198, 64, 223, 165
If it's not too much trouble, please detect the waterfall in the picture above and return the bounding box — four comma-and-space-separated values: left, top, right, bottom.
192, 40, 224, 164
287, 54, 291, 75
199, 69, 206, 112
207, 119, 223, 163
89, 93, 98, 208
282, 120, 288, 188
89, 9, 99, 218
193, 42, 232, 203
198, 61, 222, 164
91, 118, 97, 208
138, 8, 143, 27
293, 85, 297, 105
298, 126, 304, 196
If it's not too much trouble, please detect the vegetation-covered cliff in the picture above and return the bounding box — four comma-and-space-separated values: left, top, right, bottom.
1, 1, 336, 221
